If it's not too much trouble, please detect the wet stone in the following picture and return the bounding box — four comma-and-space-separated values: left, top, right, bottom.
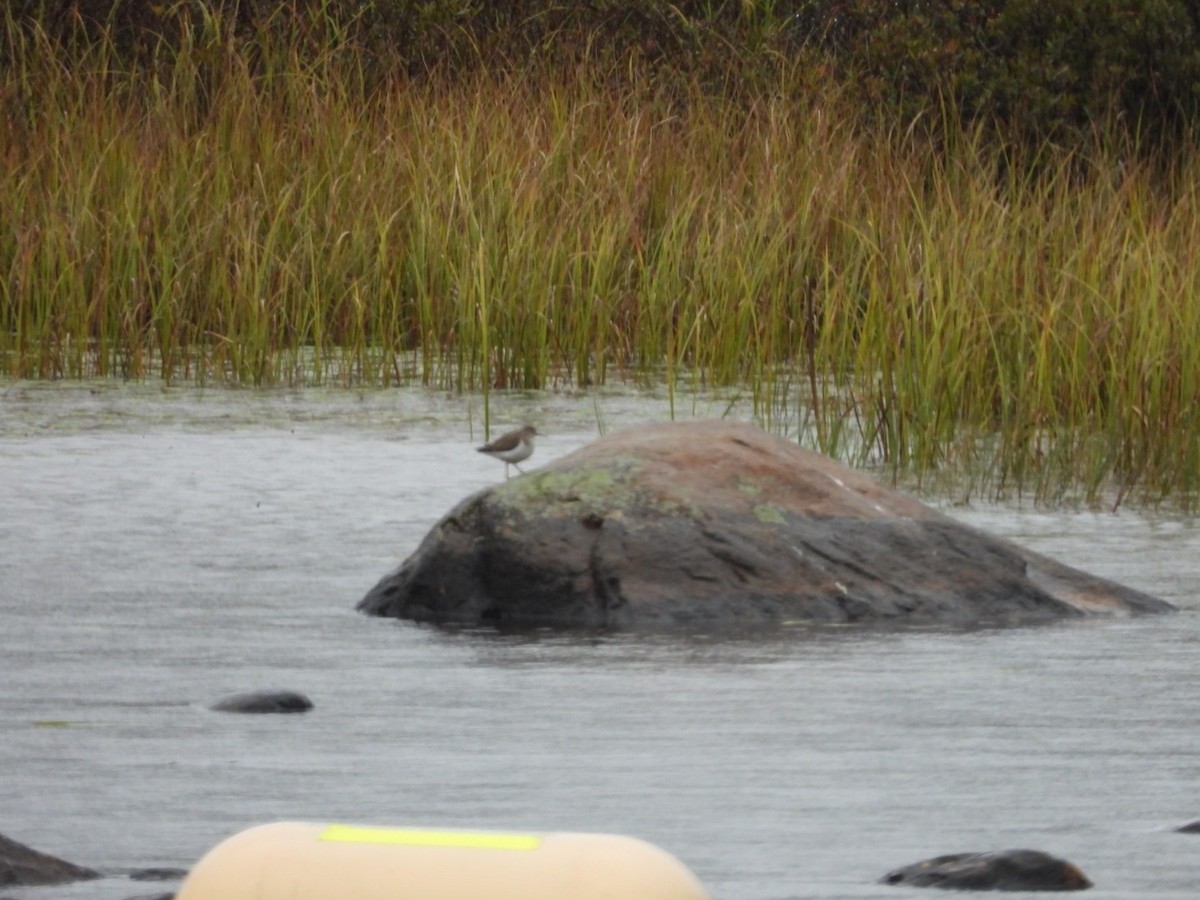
129, 867, 189, 881
209, 690, 313, 714
0, 831, 101, 887
882, 848, 1093, 891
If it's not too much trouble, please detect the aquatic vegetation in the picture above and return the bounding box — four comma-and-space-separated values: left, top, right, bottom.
2, 10, 1198, 508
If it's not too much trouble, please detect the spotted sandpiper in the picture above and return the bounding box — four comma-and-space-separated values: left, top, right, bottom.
477, 425, 538, 479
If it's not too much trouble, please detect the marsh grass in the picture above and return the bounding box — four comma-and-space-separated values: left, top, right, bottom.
3, 12, 1199, 507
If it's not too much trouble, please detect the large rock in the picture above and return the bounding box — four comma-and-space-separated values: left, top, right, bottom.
359, 421, 1173, 631
0, 831, 100, 887
881, 849, 1092, 891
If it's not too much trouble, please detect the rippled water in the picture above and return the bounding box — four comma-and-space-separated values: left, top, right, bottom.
2, 383, 1198, 900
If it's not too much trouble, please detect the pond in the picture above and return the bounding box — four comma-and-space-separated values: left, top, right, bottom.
1, 382, 1198, 900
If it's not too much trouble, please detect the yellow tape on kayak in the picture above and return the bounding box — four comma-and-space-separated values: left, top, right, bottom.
319, 824, 542, 852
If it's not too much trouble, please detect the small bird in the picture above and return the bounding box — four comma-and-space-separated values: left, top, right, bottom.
477, 425, 538, 479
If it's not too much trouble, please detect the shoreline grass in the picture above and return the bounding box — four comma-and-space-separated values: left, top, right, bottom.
3, 17, 1199, 508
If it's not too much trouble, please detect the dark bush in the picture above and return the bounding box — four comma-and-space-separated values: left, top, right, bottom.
793, 0, 1200, 144
3, 1, 777, 73
6, 1, 1200, 144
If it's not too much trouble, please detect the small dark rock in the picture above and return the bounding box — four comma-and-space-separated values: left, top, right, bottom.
0, 831, 101, 886
129, 867, 188, 881
209, 690, 313, 714
1176, 820, 1200, 833
122, 893, 174, 900
882, 848, 1092, 891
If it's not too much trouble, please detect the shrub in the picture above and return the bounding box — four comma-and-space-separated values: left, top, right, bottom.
11, 2, 1200, 144
793, 0, 1200, 145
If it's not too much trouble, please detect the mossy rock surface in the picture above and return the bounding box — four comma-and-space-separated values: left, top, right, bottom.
359, 421, 1173, 632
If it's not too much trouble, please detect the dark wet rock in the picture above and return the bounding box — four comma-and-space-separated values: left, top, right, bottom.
209, 690, 313, 714
359, 420, 1174, 632
1176, 820, 1200, 833
0, 831, 101, 886
129, 867, 188, 881
122, 893, 174, 900
882, 849, 1092, 891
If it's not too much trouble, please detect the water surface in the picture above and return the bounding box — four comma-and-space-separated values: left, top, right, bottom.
1, 383, 1197, 900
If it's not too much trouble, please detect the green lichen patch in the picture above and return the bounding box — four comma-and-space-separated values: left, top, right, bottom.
753, 503, 788, 525
736, 476, 764, 498
493, 459, 711, 523
496, 464, 627, 514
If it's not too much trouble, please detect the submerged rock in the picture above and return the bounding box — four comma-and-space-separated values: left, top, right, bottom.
359, 420, 1173, 632
0, 831, 100, 887
1175, 820, 1200, 833
128, 867, 188, 881
882, 849, 1093, 891
209, 690, 313, 714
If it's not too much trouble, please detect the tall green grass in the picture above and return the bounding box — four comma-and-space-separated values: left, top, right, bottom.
3, 12, 1199, 506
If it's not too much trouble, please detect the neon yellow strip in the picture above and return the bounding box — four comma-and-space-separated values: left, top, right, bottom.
320, 824, 541, 851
